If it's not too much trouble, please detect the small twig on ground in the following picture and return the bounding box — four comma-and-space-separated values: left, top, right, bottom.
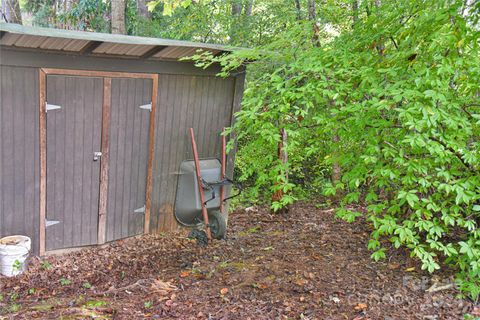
426, 283, 455, 293
95, 278, 151, 296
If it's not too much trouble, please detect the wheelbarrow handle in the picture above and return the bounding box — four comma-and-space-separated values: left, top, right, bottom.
201, 177, 240, 205
222, 185, 242, 202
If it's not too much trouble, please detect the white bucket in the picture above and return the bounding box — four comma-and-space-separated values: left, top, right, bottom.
0, 235, 31, 277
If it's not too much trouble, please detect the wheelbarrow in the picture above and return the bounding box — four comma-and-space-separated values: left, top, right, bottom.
174, 128, 239, 244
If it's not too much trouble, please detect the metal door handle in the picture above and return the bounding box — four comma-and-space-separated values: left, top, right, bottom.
93, 151, 102, 161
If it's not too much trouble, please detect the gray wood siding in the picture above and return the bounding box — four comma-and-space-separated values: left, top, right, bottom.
0, 62, 244, 254
0, 66, 40, 253
45, 75, 103, 250
151, 74, 236, 231
106, 78, 151, 241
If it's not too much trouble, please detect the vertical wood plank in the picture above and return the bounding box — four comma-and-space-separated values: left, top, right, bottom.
39, 69, 46, 256
114, 79, 127, 240
144, 74, 158, 234
128, 80, 144, 235
52, 76, 67, 249
121, 79, 134, 239
98, 77, 111, 245
2, 67, 14, 236
0, 67, 4, 238
159, 75, 175, 231
90, 80, 103, 243
81, 79, 95, 245
154, 75, 167, 232
14, 69, 26, 243
106, 79, 118, 241
71, 77, 86, 247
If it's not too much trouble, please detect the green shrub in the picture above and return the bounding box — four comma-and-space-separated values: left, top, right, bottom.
204, 0, 479, 299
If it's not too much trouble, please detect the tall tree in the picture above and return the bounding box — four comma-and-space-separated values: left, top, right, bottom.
307, 0, 316, 21
111, 0, 126, 34
229, 0, 253, 45
294, 0, 302, 20
136, 0, 150, 19
1, 0, 22, 24
351, 0, 358, 26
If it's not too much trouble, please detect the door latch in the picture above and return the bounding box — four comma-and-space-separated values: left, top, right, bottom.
93, 151, 102, 161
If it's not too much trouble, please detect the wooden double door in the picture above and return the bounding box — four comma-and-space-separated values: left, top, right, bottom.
40, 69, 157, 252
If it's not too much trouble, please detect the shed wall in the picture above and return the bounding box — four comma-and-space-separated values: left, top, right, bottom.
151, 74, 236, 232
0, 49, 245, 254
0, 66, 40, 251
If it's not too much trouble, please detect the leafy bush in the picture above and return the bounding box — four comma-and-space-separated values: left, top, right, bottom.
201, 0, 480, 299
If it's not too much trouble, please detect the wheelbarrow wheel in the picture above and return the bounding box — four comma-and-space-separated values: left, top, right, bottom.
208, 210, 226, 240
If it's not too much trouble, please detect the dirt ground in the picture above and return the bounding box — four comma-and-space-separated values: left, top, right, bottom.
1, 203, 479, 319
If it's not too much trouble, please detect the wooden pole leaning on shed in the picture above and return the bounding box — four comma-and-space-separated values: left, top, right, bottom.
220, 128, 227, 214
189, 128, 212, 241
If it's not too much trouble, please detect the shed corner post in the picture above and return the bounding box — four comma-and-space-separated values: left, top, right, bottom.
227, 72, 246, 170
39, 68, 47, 256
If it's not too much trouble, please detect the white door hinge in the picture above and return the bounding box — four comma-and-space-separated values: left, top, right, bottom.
45, 219, 60, 227
46, 102, 61, 112
133, 205, 146, 214
139, 103, 152, 112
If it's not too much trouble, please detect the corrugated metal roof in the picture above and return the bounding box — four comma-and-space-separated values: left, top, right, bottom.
0, 23, 235, 60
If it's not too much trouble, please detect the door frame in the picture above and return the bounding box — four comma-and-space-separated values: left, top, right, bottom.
39, 68, 158, 255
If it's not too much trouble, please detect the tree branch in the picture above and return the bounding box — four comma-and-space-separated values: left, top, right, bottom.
428, 136, 475, 172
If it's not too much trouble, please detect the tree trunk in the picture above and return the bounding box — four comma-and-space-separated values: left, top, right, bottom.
331, 134, 341, 186
352, 0, 358, 27
294, 0, 301, 20
373, 0, 384, 56
307, 0, 320, 46
229, 0, 243, 44
1, 0, 22, 24
136, 0, 150, 19
307, 0, 316, 21
111, 0, 126, 34
272, 128, 289, 214
244, 0, 253, 16
231, 0, 242, 16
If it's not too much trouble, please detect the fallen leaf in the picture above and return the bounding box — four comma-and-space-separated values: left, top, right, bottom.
180, 271, 190, 278
354, 303, 368, 311
220, 288, 229, 295
151, 279, 177, 295
405, 267, 415, 272
470, 306, 480, 316
295, 278, 307, 286
388, 263, 400, 270
252, 283, 268, 289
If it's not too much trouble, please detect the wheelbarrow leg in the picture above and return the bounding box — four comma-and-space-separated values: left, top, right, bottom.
220, 128, 226, 214
189, 128, 212, 241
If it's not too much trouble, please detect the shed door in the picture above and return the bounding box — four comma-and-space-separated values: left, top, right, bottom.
45, 75, 103, 251
106, 78, 152, 241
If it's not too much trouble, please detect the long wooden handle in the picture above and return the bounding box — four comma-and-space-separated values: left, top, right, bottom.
220, 128, 226, 214
190, 128, 212, 240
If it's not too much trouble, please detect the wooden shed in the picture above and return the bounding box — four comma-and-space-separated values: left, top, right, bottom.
0, 23, 245, 255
